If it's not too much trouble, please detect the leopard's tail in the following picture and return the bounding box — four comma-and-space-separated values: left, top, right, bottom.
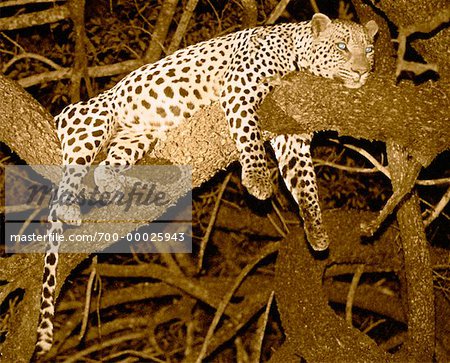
34, 199, 63, 358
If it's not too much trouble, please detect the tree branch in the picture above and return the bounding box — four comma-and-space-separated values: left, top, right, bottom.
167, 0, 200, 54
239, 0, 258, 28
144, 0, 179, 63
386, 144, 435, 362
68, 0, 92, 101
395, 6, 450, 78
271, 226, 391, 362
265, 0, 292, 25
0, 6, 70, 31
17, 59, 143, 88
0, 0, 64, 8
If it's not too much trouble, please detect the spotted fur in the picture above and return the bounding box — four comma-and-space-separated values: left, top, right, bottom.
35, 13, 378, 357
271, 134, 328, 250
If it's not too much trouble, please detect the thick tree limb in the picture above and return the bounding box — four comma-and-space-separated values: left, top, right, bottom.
397, 193, 435, 362
386, 144, 435, 362
271, 225, 392, 363
0, 74, 61, 165
258, 72, 449, 167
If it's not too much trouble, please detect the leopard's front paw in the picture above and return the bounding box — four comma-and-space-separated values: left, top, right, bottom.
55, 203, 81, 226
94, 167, 126, 193
242, 169, 273, 200
304, 225, 329, 251
360, 219, 378, 237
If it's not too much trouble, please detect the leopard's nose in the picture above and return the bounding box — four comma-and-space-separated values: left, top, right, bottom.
351, 68, 367, 76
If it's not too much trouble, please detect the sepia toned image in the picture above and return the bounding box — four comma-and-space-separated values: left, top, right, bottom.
0, 0, 449, 362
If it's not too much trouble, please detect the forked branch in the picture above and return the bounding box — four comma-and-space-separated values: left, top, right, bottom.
395, 6, 450, 78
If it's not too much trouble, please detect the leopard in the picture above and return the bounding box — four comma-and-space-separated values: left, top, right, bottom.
34, 13, 378, 357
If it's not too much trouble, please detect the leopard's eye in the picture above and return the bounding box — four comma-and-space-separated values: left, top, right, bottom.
336, 42, 347, 50
365, 45, 374, 53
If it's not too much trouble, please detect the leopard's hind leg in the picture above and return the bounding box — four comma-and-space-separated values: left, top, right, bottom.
54, 101, 114, 224
94, 127, 154, 193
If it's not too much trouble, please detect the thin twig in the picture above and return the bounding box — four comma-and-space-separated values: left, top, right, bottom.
54, 317, 156, 357
101, 349, 166, 363
79, 257, 97, 342
197, 172, 232, 272
191, 0, 218, 34
333, 140, 390, 178
91, 263, 249, 319
314, 157, 449, 186
95, 267, 102, 352
0, 32, 25, 52
313, 159, 381, 174
267, 213, 287, 238
271, 200, 289, 235
15, 207, 43, 249
362, 318, 386, 334
185, 291, 270, 361
1, 204, 40, 213
2, 52, 62, 73
416, 177, 450, 186
251, 290, 275, 362
133, 0, 154, 29
185, 319, 196, 358
235, 336, 250, 363
62, 332, 146, 363
123, 44, 141, 60
420, 198, 450, 221
424, 185, 450, 227
345, 264, 364, 326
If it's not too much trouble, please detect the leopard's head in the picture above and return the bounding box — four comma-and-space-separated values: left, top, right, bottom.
308, 13, 378, 89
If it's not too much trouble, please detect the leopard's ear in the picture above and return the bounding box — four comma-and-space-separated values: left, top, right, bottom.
365, 20, 379, 39
311, 13, 331, 38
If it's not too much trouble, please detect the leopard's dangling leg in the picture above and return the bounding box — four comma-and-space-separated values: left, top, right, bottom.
271, 134, 329, 251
